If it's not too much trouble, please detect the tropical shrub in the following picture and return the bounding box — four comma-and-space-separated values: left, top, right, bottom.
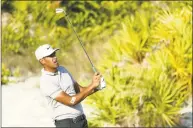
86, 1, 192, 127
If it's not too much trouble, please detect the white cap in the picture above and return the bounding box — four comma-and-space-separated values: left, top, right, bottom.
35, 44, 59, 60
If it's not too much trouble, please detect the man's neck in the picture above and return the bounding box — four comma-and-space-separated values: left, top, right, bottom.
44, 67, 58, 73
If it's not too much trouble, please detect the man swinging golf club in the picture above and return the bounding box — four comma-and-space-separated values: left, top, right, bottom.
35, 44, 104, 127
35, 8, 106, 127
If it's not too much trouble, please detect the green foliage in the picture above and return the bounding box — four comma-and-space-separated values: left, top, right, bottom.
135, 70, 189, 127
2, 1, 65, 56
1, 63, 11, 85
1, 63, 21, 84
87, 65, 142, 127
86, 1, 192, 127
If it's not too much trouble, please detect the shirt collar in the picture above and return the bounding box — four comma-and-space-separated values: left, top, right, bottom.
41, 68, 60, 76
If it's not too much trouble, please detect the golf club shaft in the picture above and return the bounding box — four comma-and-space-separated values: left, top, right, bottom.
64, 12, 97, 73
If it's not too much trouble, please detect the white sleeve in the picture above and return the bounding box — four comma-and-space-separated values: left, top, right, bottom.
68, 72, 76, 84
61, 66, 76, 84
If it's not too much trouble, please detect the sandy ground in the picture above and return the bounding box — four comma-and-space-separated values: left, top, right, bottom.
2, 76, 93, 127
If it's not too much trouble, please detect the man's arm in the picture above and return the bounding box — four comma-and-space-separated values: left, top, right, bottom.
55, 72, 101, 106
74, 82, 99, 95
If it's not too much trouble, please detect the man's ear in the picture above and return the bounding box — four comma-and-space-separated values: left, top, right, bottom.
39, 58, 45, 65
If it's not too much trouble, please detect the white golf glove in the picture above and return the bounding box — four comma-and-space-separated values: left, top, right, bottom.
96, 77, 106, 90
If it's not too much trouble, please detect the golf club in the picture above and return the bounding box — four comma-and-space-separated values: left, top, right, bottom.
56, 8, 106, 90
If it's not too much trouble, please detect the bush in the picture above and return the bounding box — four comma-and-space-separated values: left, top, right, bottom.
1, 63, 11, 85
86, 1, 192, 127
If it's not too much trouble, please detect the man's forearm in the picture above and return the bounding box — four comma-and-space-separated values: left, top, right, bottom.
73, 85, 95, 105
88, 88, 99, 95
56, 84, 95, 106
77, 83, 98, 95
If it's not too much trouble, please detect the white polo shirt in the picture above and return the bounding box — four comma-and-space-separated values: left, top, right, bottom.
40, 66, 84, 120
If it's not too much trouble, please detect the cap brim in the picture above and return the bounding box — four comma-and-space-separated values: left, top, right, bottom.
50, 48, 60, 55
54, 48, 60, 52
45, 48, 60, 57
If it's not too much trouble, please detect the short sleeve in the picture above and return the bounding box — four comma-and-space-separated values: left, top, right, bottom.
68, 72, 76, 84
59, 66, 76, 84
40, 77, 62, 99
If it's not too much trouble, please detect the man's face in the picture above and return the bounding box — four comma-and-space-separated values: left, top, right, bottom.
40, 52, 59, 69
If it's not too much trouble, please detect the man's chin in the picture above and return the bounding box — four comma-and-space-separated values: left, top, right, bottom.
56, 64, 59, 67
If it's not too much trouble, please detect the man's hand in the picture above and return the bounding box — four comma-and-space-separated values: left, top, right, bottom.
91, 72, 101, 88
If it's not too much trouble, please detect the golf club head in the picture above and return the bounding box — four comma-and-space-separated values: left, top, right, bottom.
96, 77, 106, 90
56, 8, 64, 13
56, 8, 67, 15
